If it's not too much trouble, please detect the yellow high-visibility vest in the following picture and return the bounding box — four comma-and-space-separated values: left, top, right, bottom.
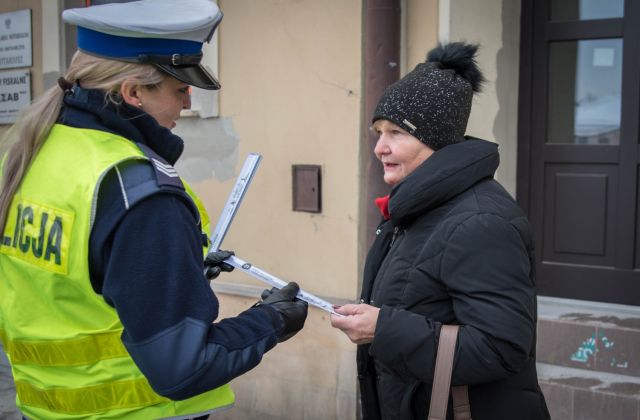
0, 124, 233, 419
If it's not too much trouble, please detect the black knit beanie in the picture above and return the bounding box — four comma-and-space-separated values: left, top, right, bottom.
372, 42, 485, 150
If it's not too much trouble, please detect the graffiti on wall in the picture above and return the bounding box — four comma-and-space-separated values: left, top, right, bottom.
570, 331, 628, 368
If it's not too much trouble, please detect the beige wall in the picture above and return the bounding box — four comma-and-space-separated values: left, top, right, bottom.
179, 1, 364, 418
405, 0, 439, 72
404, 0, 522, 196
193, 0, 363, 301
449, 0, 521, 196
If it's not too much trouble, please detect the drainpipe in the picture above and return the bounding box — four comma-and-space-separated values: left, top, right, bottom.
361, 0, 401, 249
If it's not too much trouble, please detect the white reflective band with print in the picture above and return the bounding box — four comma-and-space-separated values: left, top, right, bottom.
227, 254, 340, 316
209, 153, 341, 316
209, 153, 261, 250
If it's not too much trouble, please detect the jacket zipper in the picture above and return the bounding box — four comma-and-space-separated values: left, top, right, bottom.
370, 226, 401, 306
389, 226, 400, 248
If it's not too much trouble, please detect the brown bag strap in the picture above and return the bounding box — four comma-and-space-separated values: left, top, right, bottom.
427, 325, 471, 420
452, 385, 471, 420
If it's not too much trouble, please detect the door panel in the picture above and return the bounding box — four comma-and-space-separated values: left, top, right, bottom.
543, 165, 616, 265
518, 0, 640, 304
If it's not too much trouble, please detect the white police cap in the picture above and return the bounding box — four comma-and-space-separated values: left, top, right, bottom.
62, 0, 223, 90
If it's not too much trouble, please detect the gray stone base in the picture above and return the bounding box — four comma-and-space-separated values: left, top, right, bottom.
537, 297, 640, 420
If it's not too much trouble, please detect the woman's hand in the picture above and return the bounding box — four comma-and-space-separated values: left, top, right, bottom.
330, 304, 380, 344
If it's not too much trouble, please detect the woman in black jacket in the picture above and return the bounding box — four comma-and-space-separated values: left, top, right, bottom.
331, 43, 550, 420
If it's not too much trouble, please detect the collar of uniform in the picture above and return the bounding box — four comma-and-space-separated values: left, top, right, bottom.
60, 87, 184, 165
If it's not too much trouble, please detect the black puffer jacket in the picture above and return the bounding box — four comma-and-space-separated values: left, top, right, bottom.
358, 138, 550, 420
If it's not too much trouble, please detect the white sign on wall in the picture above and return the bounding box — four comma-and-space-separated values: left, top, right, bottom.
0, 69, 31, 124
0, 9, 32, 70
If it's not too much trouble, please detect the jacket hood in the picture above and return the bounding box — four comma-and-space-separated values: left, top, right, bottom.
388, 137, 499, 226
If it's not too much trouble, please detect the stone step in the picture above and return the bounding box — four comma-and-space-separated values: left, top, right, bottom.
536, 296, 640, 378
537, 363, 640, 420
536, 297, 640, 420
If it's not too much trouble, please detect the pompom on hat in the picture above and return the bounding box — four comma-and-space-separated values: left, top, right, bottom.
372, 42, 486, 150
62, 0, 223, 90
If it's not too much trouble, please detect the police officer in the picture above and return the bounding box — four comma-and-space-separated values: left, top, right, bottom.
0, 1, 307, 419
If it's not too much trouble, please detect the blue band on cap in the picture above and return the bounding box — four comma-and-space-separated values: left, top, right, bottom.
77, 27, 202, 60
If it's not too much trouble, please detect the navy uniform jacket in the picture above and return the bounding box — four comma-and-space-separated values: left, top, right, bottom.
59, 87, 282, 400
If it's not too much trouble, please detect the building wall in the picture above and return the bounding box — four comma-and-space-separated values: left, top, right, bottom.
402, 0, 439, 73
175, 0, 365, 418
0, 0, 45, 155
448, 0, 521, 196
405, 0, 439, 71
188, 0, 363, 303
4, 1, 638, 419
0, 1, 529, 419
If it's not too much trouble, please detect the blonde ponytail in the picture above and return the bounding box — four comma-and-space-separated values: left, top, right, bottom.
0, 84, 64, 231
0, 51, 163, 231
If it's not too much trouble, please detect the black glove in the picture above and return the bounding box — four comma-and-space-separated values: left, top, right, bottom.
257, 282, 308, 342
204, 250, 235, 280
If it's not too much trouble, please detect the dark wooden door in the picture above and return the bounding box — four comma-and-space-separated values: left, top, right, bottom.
518, 0, 640, 304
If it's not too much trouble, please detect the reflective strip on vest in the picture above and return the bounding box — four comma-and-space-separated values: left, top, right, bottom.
1, 329, 127, 366
15, 378, 166, 415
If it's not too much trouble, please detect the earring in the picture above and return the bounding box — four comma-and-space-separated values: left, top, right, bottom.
138, 102, 143, 107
